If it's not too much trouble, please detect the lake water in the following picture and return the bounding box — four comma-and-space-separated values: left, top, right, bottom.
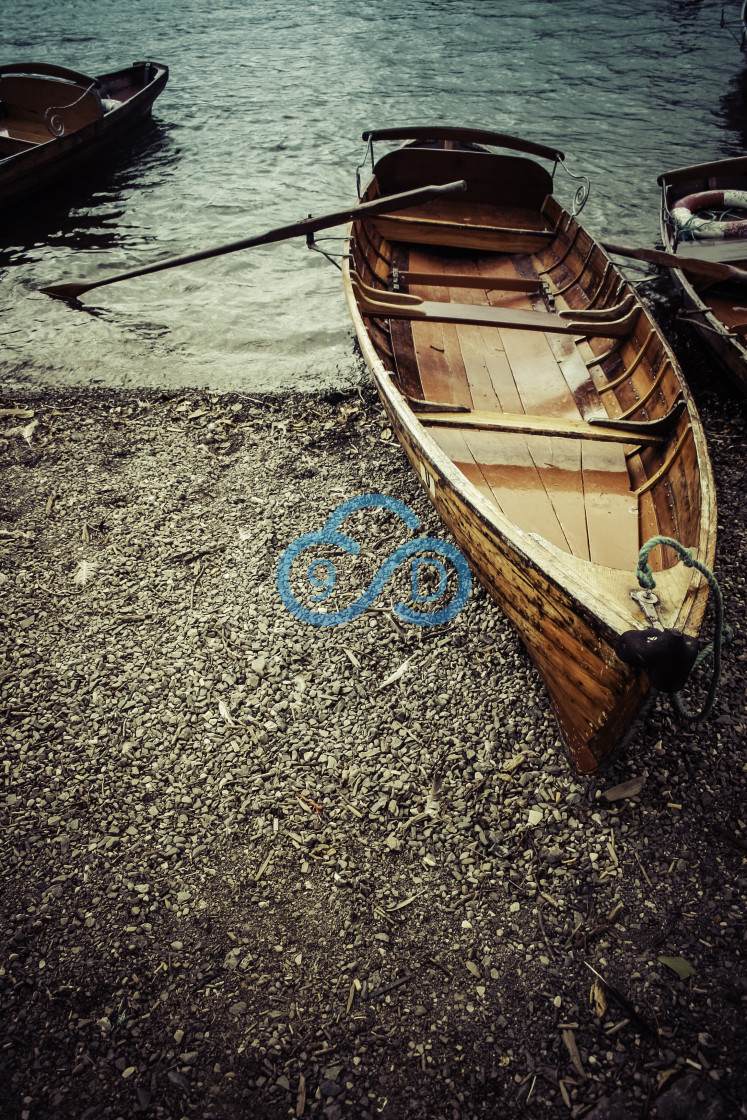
2, 0, 747, 393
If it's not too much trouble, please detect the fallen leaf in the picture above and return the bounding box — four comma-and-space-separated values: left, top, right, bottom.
218, 700, 235, 725
498, 752, 527, 778
658, 955, 695, 980
657, 1069, 678, 1093
378, 657, 412, 690
562, 1028, 585, 1079
73, 560, 96, 586
603, 776, 646, 802
590, 978, 607, 1021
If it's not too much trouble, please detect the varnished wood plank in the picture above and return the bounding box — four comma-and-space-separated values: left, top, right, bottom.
581, 441, 639, 568
373, 215, 555, 254
527, 437, 590, 561
429, 426, 502, 509
498, 326, 580, 418
461, 430, 570, 553
400, 270, 542, 292
406, 250, 474, 410
418, 254, 506, 414
410, 318, 473, 409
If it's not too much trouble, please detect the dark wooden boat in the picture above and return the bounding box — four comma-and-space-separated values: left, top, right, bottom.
659, 154, 747, 397
343, 126, 716, 774
0, 60, 168, 208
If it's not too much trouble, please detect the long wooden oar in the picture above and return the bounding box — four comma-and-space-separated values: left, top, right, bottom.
40, 180, 467, 302
602, 241, 747, 285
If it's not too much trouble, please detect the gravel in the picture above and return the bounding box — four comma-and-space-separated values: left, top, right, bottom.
1, 315, 746, 1119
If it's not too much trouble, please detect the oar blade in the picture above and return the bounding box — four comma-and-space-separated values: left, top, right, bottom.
39, 280, 92, 302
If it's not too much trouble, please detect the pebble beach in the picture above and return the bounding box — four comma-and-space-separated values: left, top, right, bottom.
1, 321, 747, 1119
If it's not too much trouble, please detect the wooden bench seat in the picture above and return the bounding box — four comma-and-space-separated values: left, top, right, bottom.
413, 408, 667, 446
351, 273, 639, 338
373, 211, 555, 253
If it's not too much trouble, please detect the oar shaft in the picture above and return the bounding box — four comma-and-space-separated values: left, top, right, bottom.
43, 181, 466, 300
602, 241, 747, 284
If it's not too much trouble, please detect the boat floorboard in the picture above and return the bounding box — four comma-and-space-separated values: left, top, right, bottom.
396, 245, 640, 565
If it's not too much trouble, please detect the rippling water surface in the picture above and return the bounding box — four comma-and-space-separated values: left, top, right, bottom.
2, 0, 747, 391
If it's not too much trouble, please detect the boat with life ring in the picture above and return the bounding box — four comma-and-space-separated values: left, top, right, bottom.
671, 188, 747, 240
660, 155, 747, 396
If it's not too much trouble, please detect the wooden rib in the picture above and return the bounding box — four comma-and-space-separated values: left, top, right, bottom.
558, 294, 636, 322
388, 245, 424, 401
584, 263, 615, 310
537, 221, 582, 275
419, 409, 664, 445
584, 340, 624, 367
634, 428, 692, 496
617, 360, 674, 419
355, 220, 391, 282
553, 243, 595, 295
598, 329, 657, 392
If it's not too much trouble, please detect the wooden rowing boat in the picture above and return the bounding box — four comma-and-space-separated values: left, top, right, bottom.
343, 126, 717, 774
0, 60, 168, 208
659, 155, 747, 397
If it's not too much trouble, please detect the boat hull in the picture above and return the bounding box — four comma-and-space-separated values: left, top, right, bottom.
345, 129, 716, 772
0, 61, 168, 208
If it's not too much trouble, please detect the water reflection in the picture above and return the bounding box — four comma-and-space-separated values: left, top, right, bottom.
0, 118, 177, 261
0, 0, 745, 392
720, 65, 747, 152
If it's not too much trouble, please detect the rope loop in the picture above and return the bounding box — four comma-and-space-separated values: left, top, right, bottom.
634, 536, 732, 722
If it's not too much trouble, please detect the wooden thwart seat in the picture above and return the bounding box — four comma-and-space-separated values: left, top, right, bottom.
394, 270, 544, 293
350, 273, 640, 338
372, 213, 555, 253
414, 408, 667, 446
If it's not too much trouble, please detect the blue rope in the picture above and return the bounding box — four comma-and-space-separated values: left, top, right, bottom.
635, 536, 732, 722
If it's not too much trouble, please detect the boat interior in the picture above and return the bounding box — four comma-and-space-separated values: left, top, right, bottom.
0, 63, 151, 156
351, 141, 705, 574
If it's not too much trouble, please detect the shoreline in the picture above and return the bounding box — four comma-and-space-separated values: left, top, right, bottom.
1, 376, 746, 1120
